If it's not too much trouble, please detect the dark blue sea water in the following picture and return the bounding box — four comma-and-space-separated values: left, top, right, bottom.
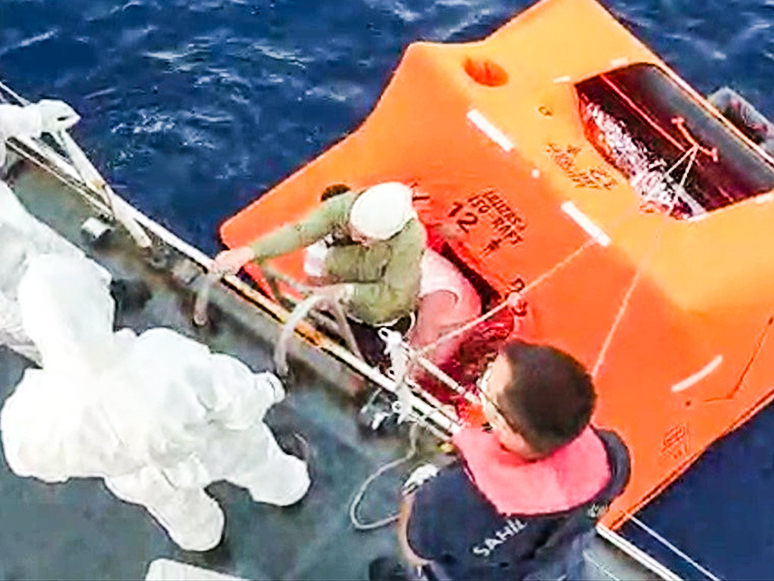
2, 0, 774, 578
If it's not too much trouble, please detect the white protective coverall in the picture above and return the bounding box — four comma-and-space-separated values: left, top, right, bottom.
0, 254, 311, 551
0, 100, 83, 361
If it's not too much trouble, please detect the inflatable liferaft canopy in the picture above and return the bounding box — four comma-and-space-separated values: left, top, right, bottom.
221, 0, 774, 527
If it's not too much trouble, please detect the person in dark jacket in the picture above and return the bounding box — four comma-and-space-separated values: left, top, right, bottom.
388, 339, 631, 581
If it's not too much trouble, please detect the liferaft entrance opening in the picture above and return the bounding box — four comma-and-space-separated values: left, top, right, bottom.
576, 63, 774, 216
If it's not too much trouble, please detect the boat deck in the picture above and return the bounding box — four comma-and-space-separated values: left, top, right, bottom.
0, 156, 667, 580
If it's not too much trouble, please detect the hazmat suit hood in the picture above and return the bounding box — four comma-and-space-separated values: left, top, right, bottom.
18, 254, 116, 375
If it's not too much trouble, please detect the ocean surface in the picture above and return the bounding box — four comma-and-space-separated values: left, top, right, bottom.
2, 0, 774, 578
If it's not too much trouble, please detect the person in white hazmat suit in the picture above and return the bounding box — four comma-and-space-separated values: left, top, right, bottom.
0, 99, 84, 361
0, 254, 311, 551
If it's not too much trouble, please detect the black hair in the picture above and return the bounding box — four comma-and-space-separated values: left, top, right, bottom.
320, 183, 352, 201
497, 340, 597, 456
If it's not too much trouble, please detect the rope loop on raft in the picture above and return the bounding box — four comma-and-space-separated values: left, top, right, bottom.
671, 116, 719, 163
591, 144, 700, 378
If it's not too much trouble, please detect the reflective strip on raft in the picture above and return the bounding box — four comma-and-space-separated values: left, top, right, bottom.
561, 201, 611, 246
671, 355, 723, 393
466, 109, 514, 152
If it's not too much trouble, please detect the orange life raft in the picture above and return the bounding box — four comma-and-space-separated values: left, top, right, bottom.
221, 0, 774, 528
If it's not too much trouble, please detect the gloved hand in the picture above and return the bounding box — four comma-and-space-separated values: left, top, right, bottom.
303, 240, 329, 277
36, 99, 80, 134
211, 246, 255, 276
256, 371, 286, 403
402, 463, 439, 496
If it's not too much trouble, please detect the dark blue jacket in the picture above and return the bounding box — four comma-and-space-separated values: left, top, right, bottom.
406, 429, 631, 581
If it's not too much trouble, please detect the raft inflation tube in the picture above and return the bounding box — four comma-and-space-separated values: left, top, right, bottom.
221, 0, 774, 528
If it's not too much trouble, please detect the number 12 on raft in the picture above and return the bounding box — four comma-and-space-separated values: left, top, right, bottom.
447, 192, 528, 255
448, 201, 479, 233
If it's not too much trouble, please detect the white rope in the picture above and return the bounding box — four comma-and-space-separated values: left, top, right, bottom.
349, 422, 421, 531
592, 145, 699, 379
628, 516, 723, 581
417, 204, 645, 358
416, 299, 511, 357
523, 145, 701, 307
415, 147, 704, 359
590, 242, 655, 379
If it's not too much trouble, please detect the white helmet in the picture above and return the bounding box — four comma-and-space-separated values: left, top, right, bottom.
349, 182, 416, 240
